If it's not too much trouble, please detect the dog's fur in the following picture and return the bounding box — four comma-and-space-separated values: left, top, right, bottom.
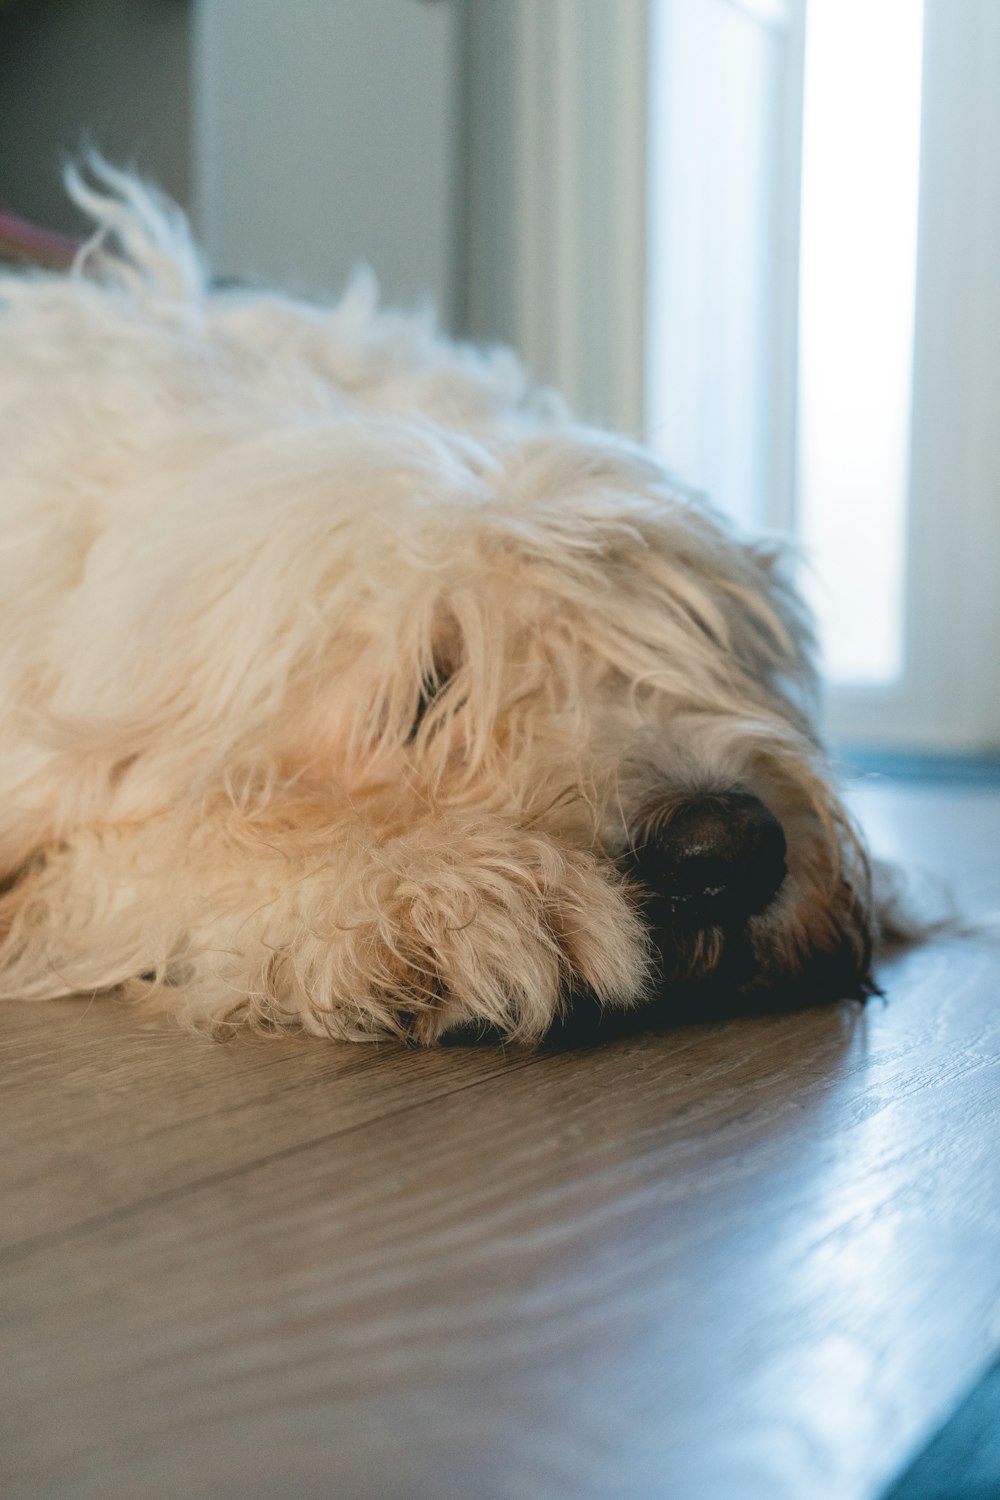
0, 165, 877, 1043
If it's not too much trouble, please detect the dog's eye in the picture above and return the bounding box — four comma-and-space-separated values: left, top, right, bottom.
409, 667, 452, 739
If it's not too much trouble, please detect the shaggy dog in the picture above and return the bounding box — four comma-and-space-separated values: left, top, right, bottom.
0, 166, 878, 1044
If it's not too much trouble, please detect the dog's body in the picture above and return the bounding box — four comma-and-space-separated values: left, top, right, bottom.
0, 169, 874, 1042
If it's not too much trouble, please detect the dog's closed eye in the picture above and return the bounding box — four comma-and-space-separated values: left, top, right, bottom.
410, 665, 453, 739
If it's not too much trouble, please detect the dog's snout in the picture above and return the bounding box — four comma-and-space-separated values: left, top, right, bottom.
627, 789, 787, 926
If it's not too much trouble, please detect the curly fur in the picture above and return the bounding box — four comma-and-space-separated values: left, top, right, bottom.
0, 163, 876, 1043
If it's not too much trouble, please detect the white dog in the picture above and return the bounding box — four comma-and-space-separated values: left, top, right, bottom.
0, 166, 878, 1044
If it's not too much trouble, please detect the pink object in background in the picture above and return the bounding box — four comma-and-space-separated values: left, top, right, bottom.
0, 209, 83, 269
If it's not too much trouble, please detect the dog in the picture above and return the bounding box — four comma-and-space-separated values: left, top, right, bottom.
0, 164, 880, 1044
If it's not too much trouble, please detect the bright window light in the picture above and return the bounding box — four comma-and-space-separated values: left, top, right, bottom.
797, 0, 925, 685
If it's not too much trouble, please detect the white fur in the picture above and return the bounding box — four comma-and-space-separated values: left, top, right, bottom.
0, 163, 873, 1043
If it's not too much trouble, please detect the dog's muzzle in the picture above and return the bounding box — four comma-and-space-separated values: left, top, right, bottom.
624, 789, 788, 929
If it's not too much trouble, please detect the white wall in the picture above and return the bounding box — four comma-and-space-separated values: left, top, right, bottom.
460, 1, 520, 343
193, 0, 461, 318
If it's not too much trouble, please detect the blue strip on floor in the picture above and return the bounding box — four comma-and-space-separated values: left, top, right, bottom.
881, 1359, 1000, 1499
836, 749, 1000, 786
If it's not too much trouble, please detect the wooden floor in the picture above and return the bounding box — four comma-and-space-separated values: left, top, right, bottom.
4, 779, 1000, 1500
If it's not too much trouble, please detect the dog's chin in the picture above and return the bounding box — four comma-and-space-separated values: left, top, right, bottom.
440, 919, 876, 1050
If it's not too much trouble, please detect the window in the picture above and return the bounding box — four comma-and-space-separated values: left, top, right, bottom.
643, 0, 1000, 751
796, 0, 924, 687
463, 0, 1000, 753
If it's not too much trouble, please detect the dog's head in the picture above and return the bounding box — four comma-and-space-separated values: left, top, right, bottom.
302, 422, 874, 1031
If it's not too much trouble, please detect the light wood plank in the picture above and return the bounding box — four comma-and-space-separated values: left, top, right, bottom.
0, 1000, 539, 1250
2, 781, 999, 1500
3, 937, 1000, 1499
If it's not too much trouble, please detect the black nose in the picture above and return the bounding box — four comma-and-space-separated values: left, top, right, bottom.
626, 789, 787, 927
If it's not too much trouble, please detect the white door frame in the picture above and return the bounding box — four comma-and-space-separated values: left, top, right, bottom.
466, 0, 1000, 755
828, 0, 1000, 752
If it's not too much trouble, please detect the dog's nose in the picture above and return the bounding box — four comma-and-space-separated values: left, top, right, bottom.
627, 789, 787, 926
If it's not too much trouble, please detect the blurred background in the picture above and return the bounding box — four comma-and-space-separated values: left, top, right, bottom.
1, 0, 997, 763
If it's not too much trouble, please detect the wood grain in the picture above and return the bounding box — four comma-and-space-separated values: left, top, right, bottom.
2, 782, 1000, 1500
0, 1003, 538, 1252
